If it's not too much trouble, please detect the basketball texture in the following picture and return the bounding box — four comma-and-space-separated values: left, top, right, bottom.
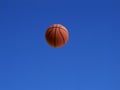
45, 24, 69, 48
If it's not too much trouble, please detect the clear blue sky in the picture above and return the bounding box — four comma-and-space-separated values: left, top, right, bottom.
0, 0, 120, 90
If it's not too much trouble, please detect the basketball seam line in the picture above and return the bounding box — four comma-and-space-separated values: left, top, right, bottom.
49, 27, 68, 33
54, 29, 56, 47
46, 29, 54, 38
58, 27, 68, 32
59, 29, 65, 44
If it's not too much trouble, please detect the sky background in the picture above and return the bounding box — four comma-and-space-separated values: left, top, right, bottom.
0, 0, 120, 90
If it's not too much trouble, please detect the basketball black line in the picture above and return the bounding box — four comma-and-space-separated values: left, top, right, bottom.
47, 27, 53, 36
54, 28, 56, 47
59, 29, 65, 44
51, 26, 68, 33
46, 27, 54, 38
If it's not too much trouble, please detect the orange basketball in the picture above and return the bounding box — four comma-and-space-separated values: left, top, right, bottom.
45, 24, 69, 48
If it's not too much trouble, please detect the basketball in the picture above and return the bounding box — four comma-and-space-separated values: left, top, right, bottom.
45, 24, 69, 48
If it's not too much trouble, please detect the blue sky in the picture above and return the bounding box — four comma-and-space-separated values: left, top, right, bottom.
0, 0, 120, 90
